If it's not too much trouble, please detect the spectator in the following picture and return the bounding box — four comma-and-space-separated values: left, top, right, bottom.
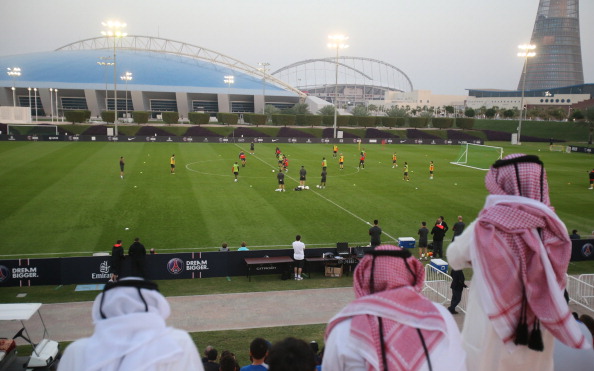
570, 229, 581, 240
238, 242, 249, 251
149, 247, 156, 254
128, 237, 147, 278
431, 217, 447, 259
220, 243, 230, 252
447, 268, 467, 314
368, 219, 382, 248
579, 314, 594, 340
220, 353, 239, 371
447, 154, 588, 370
240, 337, 269, 371
110, 240, 124, 282
323, 245, 465, 371
452, 216, 465, 241
293, 235, 305, 280
203, 348, 219, 371
202, 345, 214, 363
268, 337, 316, 371
309, 341, 322, 366
58, 278, 203, 371
418, 221, 429, 260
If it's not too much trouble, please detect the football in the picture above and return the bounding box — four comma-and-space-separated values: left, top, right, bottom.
272, 169, 275, 173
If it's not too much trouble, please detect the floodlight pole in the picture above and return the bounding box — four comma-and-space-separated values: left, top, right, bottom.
517, 44, 536, 145
7, 67, 21, 107
102, 20, 127, 136
327, 35, 349, 139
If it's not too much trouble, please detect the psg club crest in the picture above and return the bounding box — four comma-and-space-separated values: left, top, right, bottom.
167, 258, 185, 275
0, 265, 9, 282
581, 243, 593, 258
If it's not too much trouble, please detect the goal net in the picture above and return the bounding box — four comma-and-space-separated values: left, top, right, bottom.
549, 144, 566, 152
7, 124, 59, 136
451, 143, 503, 171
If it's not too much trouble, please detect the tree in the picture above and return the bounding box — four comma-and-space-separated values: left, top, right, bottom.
444, 106, 455, 116
503, 109, 515, 119
571, 109, 584, 121
282, 102, 311, 115
464, 108, 476, 118
386, 106, 409, 118
485, 108, 497, 118
367, 104, 378, 115
585, 107, 594, 144
265, 104, 280, 122
317, 105, 336, 116
352, 105, 369, 116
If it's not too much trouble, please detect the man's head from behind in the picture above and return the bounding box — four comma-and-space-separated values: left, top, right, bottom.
249, 337, 269, 361
486, 154, 549, 205
207, 348, 218, 362
268, 337, 315, 371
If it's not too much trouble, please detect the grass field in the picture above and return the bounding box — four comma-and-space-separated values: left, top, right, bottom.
0, 140, 592, 271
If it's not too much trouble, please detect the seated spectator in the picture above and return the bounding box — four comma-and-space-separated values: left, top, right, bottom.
220, 351, 240, 371
202, 345, 213, 363
324, 245, 465, 371
240, 337, 268, 371
238, 242, 249, 251
268, 337, 316, 371
570, 229, 581, 239
220, 353, 239, 371
220, 243, 230, 252
203, 348, 219, 371
448, 154, 588, 371
58, 278, 203, 371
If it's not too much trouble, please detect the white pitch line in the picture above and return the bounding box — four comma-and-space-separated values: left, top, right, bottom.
235, 143, 398, 242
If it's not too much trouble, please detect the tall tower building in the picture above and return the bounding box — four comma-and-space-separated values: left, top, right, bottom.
518, 0, 584, 91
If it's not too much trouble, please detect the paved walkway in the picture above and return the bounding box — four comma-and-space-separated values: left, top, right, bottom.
6, 287, 588, 344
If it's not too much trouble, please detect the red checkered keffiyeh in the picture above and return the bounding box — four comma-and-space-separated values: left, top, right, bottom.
326, 245, 447, 371
474, 153, 587, 350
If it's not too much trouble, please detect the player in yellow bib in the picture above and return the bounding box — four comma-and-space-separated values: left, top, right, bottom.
232, 162, 239, 182
403, 162, 410, 181
333, 145, 338, 158
339, 154, 344, 170
392, 153, 398, 168
429, 161, 435, 179
170, 154, 175, 174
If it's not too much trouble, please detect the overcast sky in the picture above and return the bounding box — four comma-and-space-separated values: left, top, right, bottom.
0, 0, 592, 95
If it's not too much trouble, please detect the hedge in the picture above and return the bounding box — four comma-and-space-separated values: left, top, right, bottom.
243, 113, 267, 126
162, 112, 180, 125
271, 114, 296, 126
455, 118, 475, 130
431, 117, 454, 129
64, 110, 91, 124
380, 117, 398, 128
188, 112, 210, 126
294, 115, 323, 127
408, 117, 429, 128
132, 111, 150, 124
101, 111, 115, 123
396, 117, 407, 127
355, 116, 377, 128
216, 112, 239, 125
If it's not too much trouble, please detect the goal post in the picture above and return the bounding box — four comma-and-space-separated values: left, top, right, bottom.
450, 143, 503, 171
7, 124, 59, 136
549, 144, 566, 152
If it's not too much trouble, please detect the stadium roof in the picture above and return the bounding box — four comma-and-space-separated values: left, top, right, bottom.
0, 36, 301, 97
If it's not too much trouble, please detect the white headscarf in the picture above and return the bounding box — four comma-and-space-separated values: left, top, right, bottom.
82, 278, 184, 371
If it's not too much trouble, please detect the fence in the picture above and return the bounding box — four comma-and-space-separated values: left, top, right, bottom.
423, 264, 468, 313
567, 274, 594, 313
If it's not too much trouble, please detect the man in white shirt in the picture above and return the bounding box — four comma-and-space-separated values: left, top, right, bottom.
292, 235, 305, 280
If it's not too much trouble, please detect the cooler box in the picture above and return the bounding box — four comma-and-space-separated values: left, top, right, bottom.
325, 266, 343, 277
398, 237, 416, 249
430, 258, 448, 273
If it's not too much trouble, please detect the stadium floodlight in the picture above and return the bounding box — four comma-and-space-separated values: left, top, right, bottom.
7, 67, 21, 107
120, 71, 133, 120
49, 88, 54, 122
517, 44, 536, 145
54, 89, 59, 121
328, 34, 349, 139
224, 75, 234, 112
258, 62, 270, 113
101, 20, 128, 135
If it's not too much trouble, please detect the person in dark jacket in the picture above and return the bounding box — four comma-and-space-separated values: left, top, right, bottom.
452, 215, 465, 242
448, 269, 467, 314
128, 237, 147, 278
110, 240, 124, 282
431, 217, 447, 258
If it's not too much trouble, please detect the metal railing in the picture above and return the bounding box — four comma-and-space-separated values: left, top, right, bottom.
566, 274, 594, 313
423, 264, 468, 313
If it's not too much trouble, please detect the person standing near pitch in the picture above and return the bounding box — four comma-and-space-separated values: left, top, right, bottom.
276, 169, 285, 192
339, 153, 345, 170
429, 161, 435, 179
170, 154, 175, 174
119, 156, 125, 179
589, 168, 594, 190
232, 162, 240, 182
299, 166, 307, 189
392, 152, 398, 168
403, 162, 410, 181
321, 157, 327, 171
239, 151, 247, 167
250, 141, 255, 154
317, 169, 327, 189
292, 235, 306, 280
368, 219, 382, 248
333, 144, 338, 158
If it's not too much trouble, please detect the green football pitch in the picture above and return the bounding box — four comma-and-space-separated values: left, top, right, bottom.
0, 141, 591, 259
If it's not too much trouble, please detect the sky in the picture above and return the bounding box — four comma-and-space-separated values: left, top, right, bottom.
0, 0, 592, 96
